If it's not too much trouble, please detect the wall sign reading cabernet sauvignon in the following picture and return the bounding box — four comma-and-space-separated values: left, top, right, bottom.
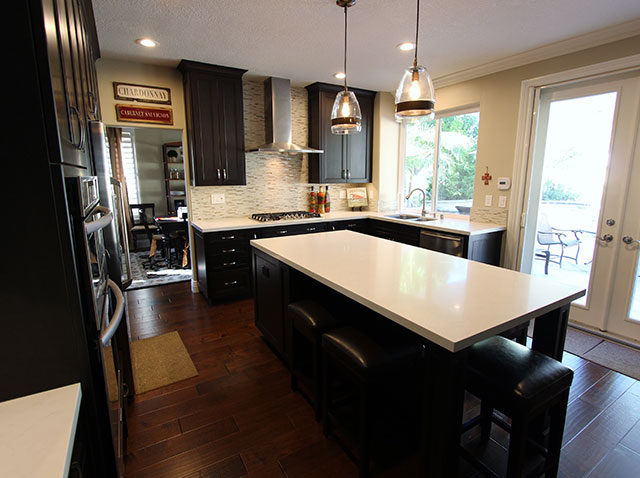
113, 82, 172, 104
115, 104, 174, 125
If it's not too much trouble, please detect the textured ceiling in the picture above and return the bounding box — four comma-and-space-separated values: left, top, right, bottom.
92, 0, 640, 91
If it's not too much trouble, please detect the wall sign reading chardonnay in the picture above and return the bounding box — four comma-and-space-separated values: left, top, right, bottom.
116, 104, 173, 125
113, 82, 171, 104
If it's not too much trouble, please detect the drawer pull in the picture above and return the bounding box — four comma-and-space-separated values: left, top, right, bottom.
222, 248, 236, 253
224, 280, 238, 287
223, 261, 236, 267
278, 230, 287, 234
348, 223, 357, 227
306, 227, 316, 231
221, 235, 235, 240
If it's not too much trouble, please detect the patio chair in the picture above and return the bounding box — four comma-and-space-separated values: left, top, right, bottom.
536, 213, 582, 272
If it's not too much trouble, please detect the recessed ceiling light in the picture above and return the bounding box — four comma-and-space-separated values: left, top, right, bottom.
397, 42, 415, 51
334, 72, 346, 79
136, 38, 158, 48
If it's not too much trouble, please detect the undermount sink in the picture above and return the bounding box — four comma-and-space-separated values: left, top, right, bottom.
410, 216, 437, 222
384, 213, 420, 220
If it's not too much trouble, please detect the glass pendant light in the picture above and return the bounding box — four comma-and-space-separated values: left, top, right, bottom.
395, 0, 435, 121
331, 0, 361, 135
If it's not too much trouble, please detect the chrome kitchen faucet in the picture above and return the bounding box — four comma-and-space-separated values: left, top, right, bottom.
406, 188, 428, 218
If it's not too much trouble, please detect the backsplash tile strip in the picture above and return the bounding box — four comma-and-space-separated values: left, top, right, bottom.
190, 80, 367, 221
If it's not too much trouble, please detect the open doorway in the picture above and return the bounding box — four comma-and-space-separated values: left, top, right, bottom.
106, 126, 191, 289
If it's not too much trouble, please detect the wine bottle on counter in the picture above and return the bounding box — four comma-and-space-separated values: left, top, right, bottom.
309, 186, 317, 213
325, 185, 331, 213
318, 186, 325, 214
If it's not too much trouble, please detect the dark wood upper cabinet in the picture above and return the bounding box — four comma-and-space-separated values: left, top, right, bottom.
306, 82, 375, 184
178, 60, 247, 186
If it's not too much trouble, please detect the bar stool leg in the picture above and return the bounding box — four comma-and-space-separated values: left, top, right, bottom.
313, 339, 322, 421
358, 382, 371, 478
507, 418, 529, 478
322, 355, 331, 437
545, 391, 570, 478
480, 400, 493, 442
290, 330, 298, 392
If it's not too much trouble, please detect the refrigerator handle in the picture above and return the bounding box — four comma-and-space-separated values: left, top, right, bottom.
86, 206, 113, 234
100, 279, 124, 347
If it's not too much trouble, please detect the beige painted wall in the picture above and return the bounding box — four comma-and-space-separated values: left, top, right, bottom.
431, 34, 640, 224
370, 92, 400, 212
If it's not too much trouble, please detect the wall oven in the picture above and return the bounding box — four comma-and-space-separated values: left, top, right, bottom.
69, 176, 126, 476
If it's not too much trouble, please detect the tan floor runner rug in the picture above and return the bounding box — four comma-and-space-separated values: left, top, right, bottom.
130, 331, 198, 394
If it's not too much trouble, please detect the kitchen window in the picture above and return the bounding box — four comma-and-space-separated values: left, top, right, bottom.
399, 106, 479, 216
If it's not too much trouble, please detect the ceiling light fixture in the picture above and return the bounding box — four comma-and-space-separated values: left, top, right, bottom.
330, 0, 361, 135
394, 0, 435, 121
397, 42, 415, 51
135, 38, 158, 48
334, 72, 346, 79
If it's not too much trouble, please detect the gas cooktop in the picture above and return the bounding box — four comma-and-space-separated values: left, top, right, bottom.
251, 211, 321, 222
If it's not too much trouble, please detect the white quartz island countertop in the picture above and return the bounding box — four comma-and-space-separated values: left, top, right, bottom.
250, 231, 585, 352
192, 210, 505, 236
0, 383, 81, 477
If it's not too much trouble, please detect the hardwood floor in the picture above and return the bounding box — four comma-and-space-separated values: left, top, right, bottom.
124, 282, 640, 477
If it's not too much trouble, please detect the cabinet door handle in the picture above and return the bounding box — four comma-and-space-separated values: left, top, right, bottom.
342, 169, 346, 179
222, 248, 236, 253
223, 169, 228, 180
346, 169, 350, 180
262, 265, 270, 277
217, 168, 221, 180
224, 280, 238, 287
69, 106, 82, 149
88, 91, 97, 119
223, 261, 236, 267
221, 235, 235, 240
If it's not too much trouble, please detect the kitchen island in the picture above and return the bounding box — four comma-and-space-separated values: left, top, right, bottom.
250, 231, 585, 477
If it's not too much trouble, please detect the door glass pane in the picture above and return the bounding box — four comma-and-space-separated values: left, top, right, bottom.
531, 92, 617, 306
630, 254, 640, 322
436, 112, 479, 215
403, 117, 435, 210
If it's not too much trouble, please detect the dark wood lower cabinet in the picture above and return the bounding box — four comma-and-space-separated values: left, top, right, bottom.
194, 219, 503, 303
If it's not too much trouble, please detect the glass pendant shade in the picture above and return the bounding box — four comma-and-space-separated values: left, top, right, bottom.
395, 65, 435, 121
331, 89, 362, 134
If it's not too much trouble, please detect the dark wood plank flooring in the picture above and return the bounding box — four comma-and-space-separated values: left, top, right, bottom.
124, 282, 640, 477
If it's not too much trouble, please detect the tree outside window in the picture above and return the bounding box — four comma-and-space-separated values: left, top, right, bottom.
402, 110, 479, 215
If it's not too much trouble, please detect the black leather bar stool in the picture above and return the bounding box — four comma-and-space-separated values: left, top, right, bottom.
461, 336, 574, 478
321, 326, 424, 478
288, 300, 340, 420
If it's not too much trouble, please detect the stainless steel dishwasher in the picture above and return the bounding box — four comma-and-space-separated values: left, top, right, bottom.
419, 230, 464, 257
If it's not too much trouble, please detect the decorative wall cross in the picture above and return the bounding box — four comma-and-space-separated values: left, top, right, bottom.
482, 166, 492, 185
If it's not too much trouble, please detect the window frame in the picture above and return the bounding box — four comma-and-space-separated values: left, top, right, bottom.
397, 104, 480, 217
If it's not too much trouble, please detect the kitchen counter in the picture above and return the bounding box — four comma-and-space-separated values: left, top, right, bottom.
0, 383, 82, 477
192, 210, 505, 236
251, 230, 584, 352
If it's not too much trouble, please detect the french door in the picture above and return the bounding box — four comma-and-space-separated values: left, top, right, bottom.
517, 71, 640, 344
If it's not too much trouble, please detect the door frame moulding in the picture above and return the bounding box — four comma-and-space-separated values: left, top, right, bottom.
504, 53, 640, 271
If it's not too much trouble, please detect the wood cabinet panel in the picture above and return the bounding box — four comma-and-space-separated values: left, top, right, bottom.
306, 83, 375, 184
179, 61, 247, 186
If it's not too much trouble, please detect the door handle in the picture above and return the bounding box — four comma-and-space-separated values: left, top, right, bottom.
100, 279, 124, 347
346, 169, 351, 180
622, 236, 640, 245
223, 169, 228, 181
217, 168, 221, 180
597, 234, 614, 243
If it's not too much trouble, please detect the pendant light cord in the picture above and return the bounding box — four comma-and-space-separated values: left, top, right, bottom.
344, 6, 348, 91
413, 0, 420, 69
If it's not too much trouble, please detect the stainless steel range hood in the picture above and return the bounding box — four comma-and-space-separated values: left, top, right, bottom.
248, 77, 323, 154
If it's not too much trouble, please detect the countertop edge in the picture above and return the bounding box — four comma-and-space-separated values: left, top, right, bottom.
192, 212, 506, 236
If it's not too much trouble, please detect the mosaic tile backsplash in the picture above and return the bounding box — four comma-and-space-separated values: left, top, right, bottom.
189, 80, 368, 221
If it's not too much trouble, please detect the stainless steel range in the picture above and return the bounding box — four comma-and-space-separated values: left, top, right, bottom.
251, 211, 321, 222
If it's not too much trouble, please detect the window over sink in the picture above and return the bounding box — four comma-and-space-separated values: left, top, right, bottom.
399, 106, 479, 216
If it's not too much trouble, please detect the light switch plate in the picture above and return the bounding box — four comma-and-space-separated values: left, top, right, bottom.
498, 196, 507, 208
211, 193, 225, 204
484, 195, 493, 206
